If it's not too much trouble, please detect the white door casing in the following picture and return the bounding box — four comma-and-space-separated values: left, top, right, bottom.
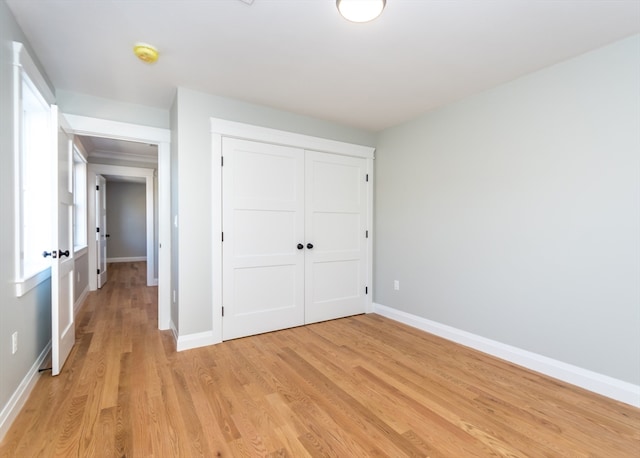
96, 175, 107, 288
212, 118, 374, 348
305, 151, 368, 324
51, 106, 75, 376
222, 138, 305, 340
65, 114, 170, 331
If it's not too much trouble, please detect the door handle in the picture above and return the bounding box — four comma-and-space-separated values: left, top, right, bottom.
297, 243, 304, 250
43, 251, 52, 258
105, 234, 110, 238
306, 243, 314, 249
59, 250, 70, 258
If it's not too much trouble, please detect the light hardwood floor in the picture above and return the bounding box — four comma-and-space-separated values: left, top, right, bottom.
1, 262, 638, 457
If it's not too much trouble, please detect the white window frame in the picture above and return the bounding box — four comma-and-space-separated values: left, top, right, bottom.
13, 42, 56, 297
73, 144, 88, 253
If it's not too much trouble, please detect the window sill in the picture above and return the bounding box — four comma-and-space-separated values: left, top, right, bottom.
74, 246, 88, 257
15, 267, 51, 297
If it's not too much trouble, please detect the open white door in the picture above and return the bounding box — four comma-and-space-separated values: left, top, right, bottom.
51, 106, 75, 376
96, 175, 108, 288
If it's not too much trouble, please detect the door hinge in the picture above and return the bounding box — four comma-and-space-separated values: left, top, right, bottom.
366, 230, 369, 238
222, 307, 224, 317
366, 174, 369, 182
365, 286, 368, 295
221, 232, 224, 242
97, 269, 100, 275
221, 156, 224, 167
96, 227, 100, 233
96, 185, 99, 191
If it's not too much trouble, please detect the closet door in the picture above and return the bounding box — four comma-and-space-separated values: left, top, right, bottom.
222, 138, 305, 340
304, 151, 368, 324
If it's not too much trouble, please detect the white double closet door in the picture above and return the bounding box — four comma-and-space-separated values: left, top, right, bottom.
222, 138, 369, 340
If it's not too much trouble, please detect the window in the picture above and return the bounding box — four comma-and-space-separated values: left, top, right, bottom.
73, 146, 87, 251
13, 42, 55, 296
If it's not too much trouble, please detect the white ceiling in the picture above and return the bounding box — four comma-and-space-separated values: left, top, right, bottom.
7, 0, 640, 132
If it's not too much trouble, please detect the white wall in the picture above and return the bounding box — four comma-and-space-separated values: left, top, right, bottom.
170, 88, 376, 342
374, 35, 640, 385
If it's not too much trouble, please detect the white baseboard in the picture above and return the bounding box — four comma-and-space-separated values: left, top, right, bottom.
73, 285, 90, 318
107, 256, 147, 263
373, 303, 640, 408
175, 330, 219, 352
0, 341, 51, 442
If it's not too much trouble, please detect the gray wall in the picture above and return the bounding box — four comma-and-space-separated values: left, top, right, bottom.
0, 0, 54, 434
374, 35, 640, 385
106, 182, 147, 259
171, 88, 377, 337
57, 90, 169, 129
73, 250, 89, 305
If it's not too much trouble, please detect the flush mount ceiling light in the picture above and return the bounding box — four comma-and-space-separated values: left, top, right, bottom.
133, 43, 159, 64
336, 0, 386, 23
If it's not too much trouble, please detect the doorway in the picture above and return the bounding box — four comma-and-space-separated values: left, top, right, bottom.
87, 163, 155, 289
64, 114, 171, 331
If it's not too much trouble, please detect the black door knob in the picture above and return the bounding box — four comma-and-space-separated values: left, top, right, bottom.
307, 243, 314, 249
105, 234, 110, 238
43, 251, 52, 258
59, 250, 70, 258
297, 243, 304, 250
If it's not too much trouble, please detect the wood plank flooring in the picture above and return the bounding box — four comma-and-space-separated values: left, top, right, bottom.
1, 261, 639, 457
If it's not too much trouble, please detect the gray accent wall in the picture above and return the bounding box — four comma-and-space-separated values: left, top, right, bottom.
106, 182, 147, 259
374, 35, 640, 385
0, 0, 54, 435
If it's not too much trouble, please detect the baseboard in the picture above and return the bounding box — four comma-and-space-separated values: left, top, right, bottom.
73, 284, 90, 318
176, 330, 218, 352
107, 256, 147, 263
372, 303, 640, 408
0, 341, 51, 442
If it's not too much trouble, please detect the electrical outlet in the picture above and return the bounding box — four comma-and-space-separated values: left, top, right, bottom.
11, 332, 18, 354
394, 280, 400, 291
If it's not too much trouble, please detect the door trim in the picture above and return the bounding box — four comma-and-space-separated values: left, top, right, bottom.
64, 114, 171, 330
88, 164, 154, 288
211, 117, 375, 345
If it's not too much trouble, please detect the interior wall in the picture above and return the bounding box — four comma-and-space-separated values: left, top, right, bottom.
105, 182, 147, 260
57, 90, 169, 130
169, 95, 179, 332
0, 1, 55, 437
73, 250, 89, 305
374, 34, 640, 385
171, 87, 376, 338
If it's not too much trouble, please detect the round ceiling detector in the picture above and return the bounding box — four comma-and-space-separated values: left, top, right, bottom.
133, 43, 159, 63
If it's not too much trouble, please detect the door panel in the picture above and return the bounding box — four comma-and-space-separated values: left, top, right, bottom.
51, 106, 75, 376
222, 141, 368, 339
96, 175, 107, 288
305, 151, 367, 324
222, 138, 305, 341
